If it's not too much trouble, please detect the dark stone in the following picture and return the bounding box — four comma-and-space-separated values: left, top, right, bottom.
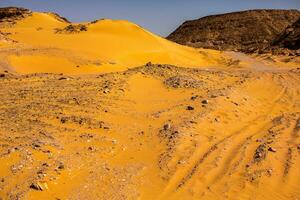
187, 106, 194, 110
268, 147, 277, 152
163, 123, 171, 130
201, 99, 209, 104
57, 162, 65, 170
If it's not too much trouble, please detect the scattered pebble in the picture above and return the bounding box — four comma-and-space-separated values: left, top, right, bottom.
57, 162, 65, 170
30, 182, 48, 191
145, 62, 152, 67
268, 147, 277, 152
190, 95, 198, 100
187, 106, 194, 110
88, 146, 96, 151
163, 123, 171, 130
201, 99, 209, 104
267, 169, 273, 176
103, 89, 110, 94
60, 117, 67, 124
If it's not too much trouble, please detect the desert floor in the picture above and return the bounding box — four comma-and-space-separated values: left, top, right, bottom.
0, 62, 300, 200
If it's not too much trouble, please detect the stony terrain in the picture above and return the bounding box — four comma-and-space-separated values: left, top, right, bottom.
0, 63, 300, 200
167, 9, 300, 53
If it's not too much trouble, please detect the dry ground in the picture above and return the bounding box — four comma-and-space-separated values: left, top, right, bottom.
0, 63, 299, 200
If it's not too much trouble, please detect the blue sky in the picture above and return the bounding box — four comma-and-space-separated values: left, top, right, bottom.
1, 0, 299, 36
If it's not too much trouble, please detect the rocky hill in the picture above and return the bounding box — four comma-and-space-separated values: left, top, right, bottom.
268, 18, 300, 55
167, 9, 300, 53
0, 7, 31, 22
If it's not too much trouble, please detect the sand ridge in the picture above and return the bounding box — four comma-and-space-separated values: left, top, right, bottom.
0, 12, 231, 74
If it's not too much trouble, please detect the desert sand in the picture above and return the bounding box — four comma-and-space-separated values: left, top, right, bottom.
0, 10, 300, 200
0, 12, 228, 74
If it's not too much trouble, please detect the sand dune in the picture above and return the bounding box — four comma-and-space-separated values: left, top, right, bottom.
0, 12, 226, 74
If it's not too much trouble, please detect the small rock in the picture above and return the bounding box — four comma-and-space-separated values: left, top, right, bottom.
60, 117, 67, 123
17, 165, 23, 170
8, 148, 15, 154
58, 77, 67, 80
297, 145, 300, 150
42, 163, 49, 167
177, 160, 186, 164
88, 146, 95, 151
257, 153, 263, 158
0, 74, 5, 78
187, 106, 194, 110
112, 139, 117, 145
254, 144, 266, 161
145, 62, 152, 67
190, 95, 198, 100
268, 147, 277, 152
267, 169, 273, 175
57, 162, 65, 170
32, 142, 41, 148
30, 182, 48, 191
163, 123, 171, 130
30, 183, 40, 190
232, 102, 239, 106
201, 100, 209, 104
103, 89, 110, 94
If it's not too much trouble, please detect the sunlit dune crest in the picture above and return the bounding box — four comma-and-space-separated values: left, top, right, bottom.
0, 12, 227, 74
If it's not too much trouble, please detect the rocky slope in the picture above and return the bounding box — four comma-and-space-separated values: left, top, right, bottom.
266, 18, 300, 55
0, 7, 31, 23
167, 9, 300, 52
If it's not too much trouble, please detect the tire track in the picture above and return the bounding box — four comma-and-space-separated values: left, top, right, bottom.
158, 84, 287, 199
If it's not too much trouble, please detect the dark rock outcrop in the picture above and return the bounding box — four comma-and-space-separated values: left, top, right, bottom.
167, 9, 300, 53
271, 18, 300, 51
55, 24, 88, 34
0, 7, 31, 22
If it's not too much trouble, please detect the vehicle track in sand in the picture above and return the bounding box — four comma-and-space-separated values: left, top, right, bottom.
158, 70, 300, 200
0, 63, 299, 200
